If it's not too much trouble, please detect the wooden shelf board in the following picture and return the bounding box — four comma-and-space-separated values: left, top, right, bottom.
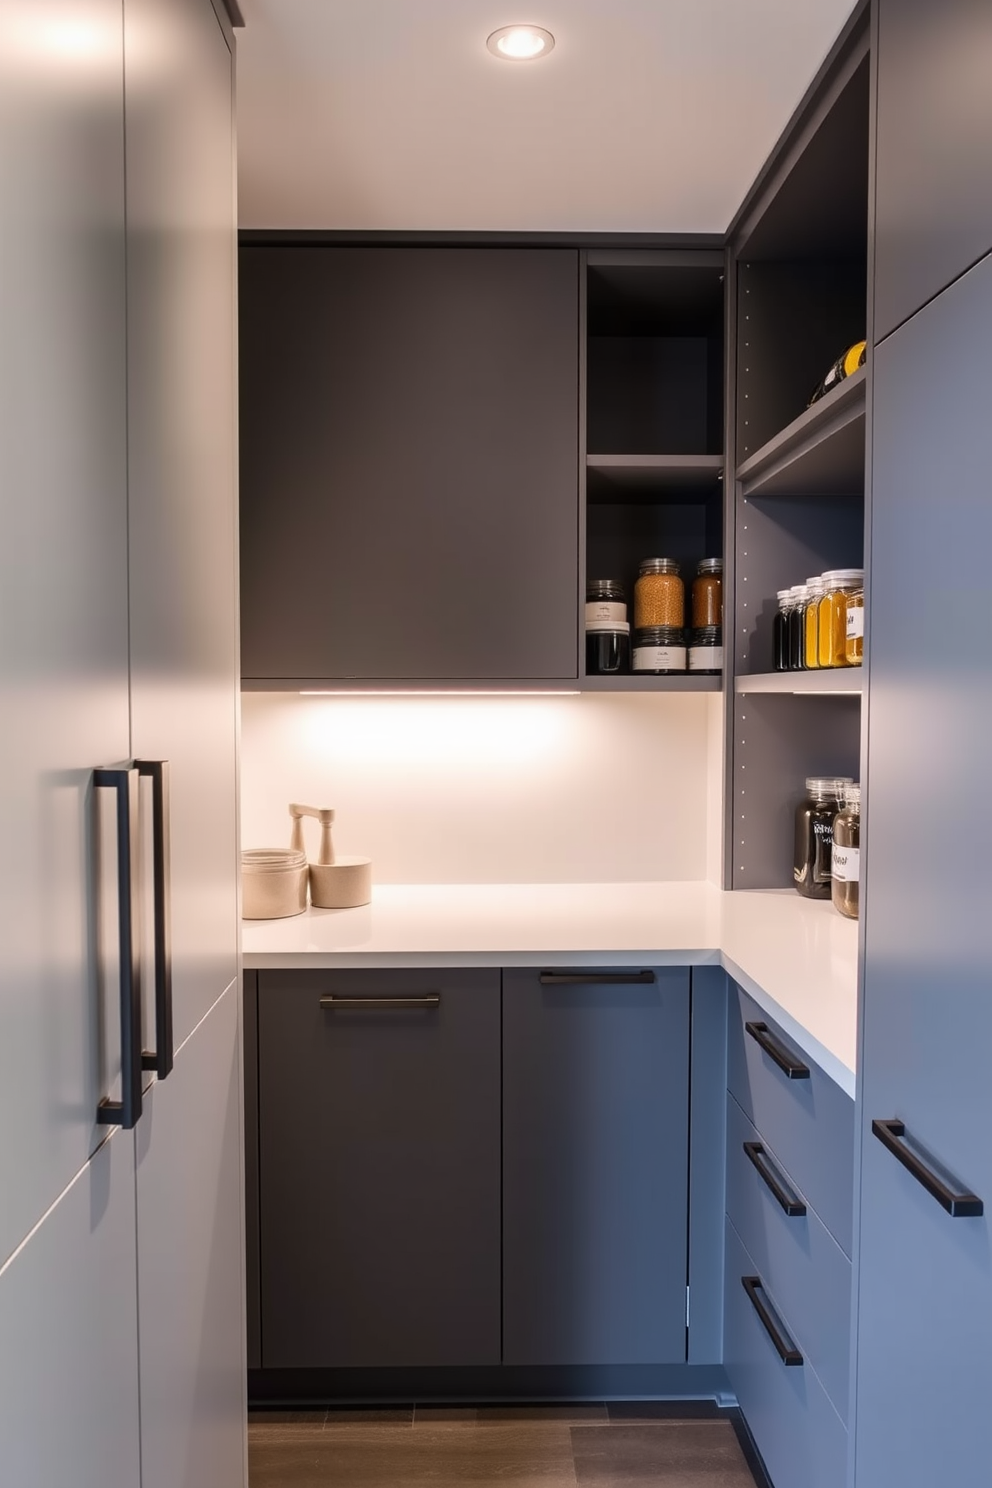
735, 670, 863, 696
736, 367, 866, 499
587, 454, 724, 501
581, 674, 722, 693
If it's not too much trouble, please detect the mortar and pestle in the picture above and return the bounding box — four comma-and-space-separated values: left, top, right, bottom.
289, 803, 372, 909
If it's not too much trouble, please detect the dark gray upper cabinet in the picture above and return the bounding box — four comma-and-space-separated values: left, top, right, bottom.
239, 246, 579, 684
257, 969, 501, 1369
502, 968, 690, 1367
854, 252, 992, 1487
874, 0, 992, 339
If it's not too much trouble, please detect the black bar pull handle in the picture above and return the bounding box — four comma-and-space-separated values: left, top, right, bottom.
136, 760, 174, 1080
743, 1141, 807, 1217
745, 1021, 810, 1080
741, 1276, 803, 1366
319, 994, 441, 1010
94, 767, 143, 1130
872, 1119, 983, 1218
539, 970, 656, 986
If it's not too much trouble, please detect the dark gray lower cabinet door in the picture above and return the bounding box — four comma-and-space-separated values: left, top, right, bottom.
258, 969, 501, 1368
502, 968, 690, 1366
854, 253, 992, 1486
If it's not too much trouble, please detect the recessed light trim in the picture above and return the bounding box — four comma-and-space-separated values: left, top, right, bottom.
486, 25, 555, 61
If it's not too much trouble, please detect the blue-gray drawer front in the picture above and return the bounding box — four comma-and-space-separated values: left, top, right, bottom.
727, 985, 855, 1255
724, 1217, 848, 1488
726, 1096, 852, 1425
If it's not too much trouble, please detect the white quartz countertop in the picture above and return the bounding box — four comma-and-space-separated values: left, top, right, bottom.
242, 882, 859, 1096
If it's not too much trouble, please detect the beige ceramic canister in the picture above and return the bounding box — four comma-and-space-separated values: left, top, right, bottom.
241, 848, 308, 919
289, 803, 372, 909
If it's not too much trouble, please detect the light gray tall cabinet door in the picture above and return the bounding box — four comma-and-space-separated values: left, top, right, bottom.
125, 0, 240, 1058
0, 0, 132, 1263
853, 253, 992, 1487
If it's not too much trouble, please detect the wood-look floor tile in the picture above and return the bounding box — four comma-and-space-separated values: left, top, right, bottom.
414, 1405, 608, 1427
248, 1422, 578, 1487
607, 1402, 722, 1422
570, 1421, 760, 1485
249, 1408, 328, 1426
325, 1406, 414, 1428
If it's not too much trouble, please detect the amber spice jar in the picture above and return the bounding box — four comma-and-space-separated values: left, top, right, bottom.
691, 559, 723, 629
634, 558, 684, 629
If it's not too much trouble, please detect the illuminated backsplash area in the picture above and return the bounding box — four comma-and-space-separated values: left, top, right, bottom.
240, 692, 724, 885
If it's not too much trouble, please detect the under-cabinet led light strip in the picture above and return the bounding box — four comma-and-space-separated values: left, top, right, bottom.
299, 689, 582, 697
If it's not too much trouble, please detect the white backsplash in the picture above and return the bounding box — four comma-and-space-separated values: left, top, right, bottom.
241, 691, 724, 885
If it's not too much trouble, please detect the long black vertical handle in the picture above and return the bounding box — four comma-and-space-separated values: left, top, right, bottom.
95, 767, 142, 1130
136, 760, 173, 1080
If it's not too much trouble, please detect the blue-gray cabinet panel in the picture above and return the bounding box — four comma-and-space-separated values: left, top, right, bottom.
726, 1096, 851, 1425
258, 969, 501, 1369
724, 1217, 848, 1488
874, 0, 992, 339
502, 968, 690, 1366
727, 985, 854, 1255
853, 253, 992, 1488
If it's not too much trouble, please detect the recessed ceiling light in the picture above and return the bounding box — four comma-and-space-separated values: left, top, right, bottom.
486, 25, 555, 61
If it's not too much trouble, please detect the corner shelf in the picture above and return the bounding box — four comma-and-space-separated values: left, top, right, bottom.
735, 670, 863, 696
587, 454, 724, 502
736, 367, 866, 499
583, 674, 722, 693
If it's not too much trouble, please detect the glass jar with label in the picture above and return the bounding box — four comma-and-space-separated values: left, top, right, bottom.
831, 785, 861, 919
773, 590, 793, 671
845, 586, 864, 666
818, 569, 864, 668
632, 626, 686, 674
634, 559, 684, 629
804, 577, 825, 670
794, 776, 852, 899
691, 559, 723, 629
689, 626, 722, 674
586, 621, 630, 675
585, 578, 627, 630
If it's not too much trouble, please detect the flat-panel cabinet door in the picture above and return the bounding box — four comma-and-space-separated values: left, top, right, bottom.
258, 970, 502, 1368
136, 982, 246, 1488
0, 0, 131, 1266
874, 0, 992, 338
503, 968, 690, 1366
0, 1130, 142, 1488
125, 0, 239, 1057
854, 253, 992, 1487
239, 246, 579, 684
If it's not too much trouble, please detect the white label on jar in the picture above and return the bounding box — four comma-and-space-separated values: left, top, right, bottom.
831, 844, 860, 883
633, 645, 686, 672
846, 607, 864, 640
585, 601, 627, 626
689, 646, 723, 671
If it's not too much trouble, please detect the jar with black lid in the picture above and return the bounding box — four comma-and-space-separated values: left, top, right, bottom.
586, 622, 630, 675
585, 578, 627, 629
688, 626, 722, 674
794, 776, 852, 899
632, 626, 686, 674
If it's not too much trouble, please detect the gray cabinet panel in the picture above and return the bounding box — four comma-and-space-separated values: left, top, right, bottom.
239, 247, 579, 682
126, 0, 239, 1053
0, 0, 131, 1266
854, 254, 992, 1486
136, 982, 246, 1488
258, 969, 501, 1368
0, 1130, 142, 1488
502, 968, 690, 1366
874, 0, 992, 338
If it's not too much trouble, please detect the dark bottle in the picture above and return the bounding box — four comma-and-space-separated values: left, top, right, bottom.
794, 777, 852, 899
585, 623, 630, 675
773, 590, 792, 671
788, 585, 808, 671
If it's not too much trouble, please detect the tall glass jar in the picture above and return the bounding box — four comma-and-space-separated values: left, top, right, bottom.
794, 776, 852, 899
634, 559, 684, 629
691, 559, 723, 628
804, 577, 825, 670
831, 785, 861, 919
789, 586, 808, 670
818, 569, 864, 668
773, 589, 792, 671
845, 586, 864, 666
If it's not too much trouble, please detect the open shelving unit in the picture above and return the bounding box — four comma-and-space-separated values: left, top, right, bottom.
725, 5, 870, 887
581, 250, 725, 691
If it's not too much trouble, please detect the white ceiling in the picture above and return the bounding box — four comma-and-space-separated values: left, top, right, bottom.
236, 0, 857, 234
